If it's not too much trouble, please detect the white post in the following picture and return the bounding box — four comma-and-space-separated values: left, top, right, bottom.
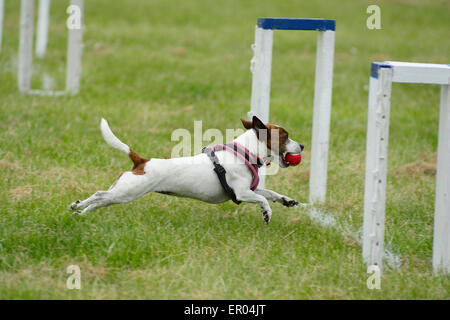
66, 0, 83, 94
36, 0, 50, 58
249, 26, 273, 188
18, 0, 35, 93
432, 84, 450, 274
362, 66, 393, 271
309, 30, 335, 203
363, 61, 450, 274
0, 0, 4, 53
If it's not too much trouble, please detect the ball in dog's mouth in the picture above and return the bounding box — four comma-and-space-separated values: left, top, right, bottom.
284, 153, 302, 166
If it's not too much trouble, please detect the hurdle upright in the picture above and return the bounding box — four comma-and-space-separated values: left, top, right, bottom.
0, 0, 4, 52
363, 61, 450, 274
248, 18, 335, 203
36, 0, 51, 58
18, 0, 84, 95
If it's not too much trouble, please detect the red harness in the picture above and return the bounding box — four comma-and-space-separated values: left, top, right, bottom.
211, 142, 263, 191
202, 142, 264, 204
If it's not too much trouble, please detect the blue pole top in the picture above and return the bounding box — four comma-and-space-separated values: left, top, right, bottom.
257, 18, 336, 31
370, 62, 392, 79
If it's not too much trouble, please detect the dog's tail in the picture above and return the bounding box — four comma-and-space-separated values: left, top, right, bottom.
100, 118, 147, 168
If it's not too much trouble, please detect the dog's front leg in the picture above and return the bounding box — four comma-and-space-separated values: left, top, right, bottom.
254, 188, 306, 208
234, 189, 273, 224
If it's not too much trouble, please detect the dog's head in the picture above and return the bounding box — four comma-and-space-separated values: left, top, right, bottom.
240, 116, 304, 168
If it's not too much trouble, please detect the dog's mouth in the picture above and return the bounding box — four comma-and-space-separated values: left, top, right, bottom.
279, 151, 303, 168
279, 152, 291, 168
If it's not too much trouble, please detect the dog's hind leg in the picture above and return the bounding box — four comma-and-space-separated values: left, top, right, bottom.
72, 202, 111, 217
69, 190, 110, 211
70, 171, 154, 215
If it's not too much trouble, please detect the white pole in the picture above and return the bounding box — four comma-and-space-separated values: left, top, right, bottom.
249, 26, 273, 123
18, 0, 35, 93
309, 30, 335, 203
432, 84, 450, 274
249, 26, 273, 188
35, 0, 50, 58
0, 0, 4, 53
66, 0, 83, 94
362, 66, 393, 271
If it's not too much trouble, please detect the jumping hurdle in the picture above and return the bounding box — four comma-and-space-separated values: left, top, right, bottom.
363, 61, 450, 274
248, 18, 335, 203
0, 0, 49, 56
18, 0, 84, 95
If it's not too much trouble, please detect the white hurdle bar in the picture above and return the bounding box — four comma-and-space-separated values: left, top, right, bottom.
363, 61, 450, 274
18, 0, 84, 95
249, 18, 335, 202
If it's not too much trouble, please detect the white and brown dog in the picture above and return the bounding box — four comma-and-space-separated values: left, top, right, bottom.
69, 116, 304, 224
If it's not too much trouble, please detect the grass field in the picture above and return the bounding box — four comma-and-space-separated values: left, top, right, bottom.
0, 0, 449, 299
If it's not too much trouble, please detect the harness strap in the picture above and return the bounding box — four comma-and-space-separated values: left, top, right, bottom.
225, 142, 264, 167
202, 146, 241, 205
212, 142, 261, 191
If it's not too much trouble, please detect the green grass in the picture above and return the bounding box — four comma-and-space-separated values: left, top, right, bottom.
1, 0, 449, 299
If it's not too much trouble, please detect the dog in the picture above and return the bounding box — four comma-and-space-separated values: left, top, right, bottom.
69, 116, 304, 224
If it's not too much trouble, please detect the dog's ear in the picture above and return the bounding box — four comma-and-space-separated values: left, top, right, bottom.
252, 116, 267, 131
241, 118, 253, 130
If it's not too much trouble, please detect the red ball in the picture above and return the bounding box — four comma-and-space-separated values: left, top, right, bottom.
285, 153, 302, 166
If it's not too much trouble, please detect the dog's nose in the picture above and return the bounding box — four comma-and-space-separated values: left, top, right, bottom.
299, 144, 304, 151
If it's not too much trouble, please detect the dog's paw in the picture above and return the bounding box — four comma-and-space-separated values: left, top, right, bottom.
69, 200, 81, 211
262, 210, 272, 225
72, 210, 81, 217
281, 197, 299, 207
